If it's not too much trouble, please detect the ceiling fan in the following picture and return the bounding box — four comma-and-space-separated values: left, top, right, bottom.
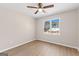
26, 3, 54, 14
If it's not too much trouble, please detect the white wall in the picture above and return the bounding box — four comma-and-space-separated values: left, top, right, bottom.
0, 7, 35, 52
78, 9, 79, 50
36, 10, 78, 49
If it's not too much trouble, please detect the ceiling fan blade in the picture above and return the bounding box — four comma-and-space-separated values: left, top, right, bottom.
27, 6, 37, 8
43, 5, 54, 9
34, 10, 38, 14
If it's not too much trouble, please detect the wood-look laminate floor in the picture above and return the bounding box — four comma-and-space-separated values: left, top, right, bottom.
3, 40, 79, 56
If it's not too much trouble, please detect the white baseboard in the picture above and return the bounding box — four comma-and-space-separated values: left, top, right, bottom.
0, 39, 35, 53
37, 39, 78, 50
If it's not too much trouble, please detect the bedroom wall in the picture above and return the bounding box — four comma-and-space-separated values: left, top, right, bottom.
0, 7, 35, 52
78, 9, 79, 50
36, 9, 78, 49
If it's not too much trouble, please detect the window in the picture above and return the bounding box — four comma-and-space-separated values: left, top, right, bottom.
44, 18, 60, 35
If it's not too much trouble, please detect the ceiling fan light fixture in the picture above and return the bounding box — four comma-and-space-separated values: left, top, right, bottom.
38, 8, 43, 12
27, 3, 54, 14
